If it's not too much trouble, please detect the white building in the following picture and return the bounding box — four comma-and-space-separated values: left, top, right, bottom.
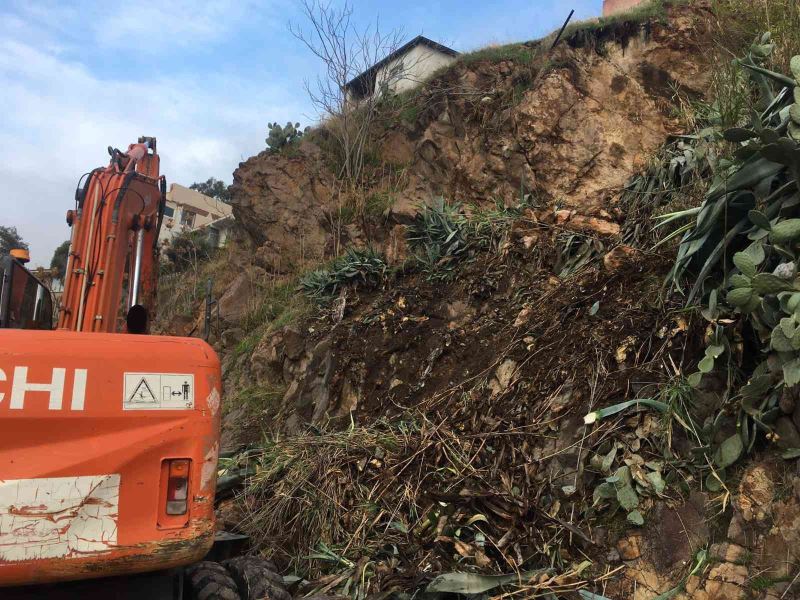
344, 36, 459, 103
158, 184, 234, 248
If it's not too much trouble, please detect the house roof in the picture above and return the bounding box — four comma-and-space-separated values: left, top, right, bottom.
344, 35, 458, 92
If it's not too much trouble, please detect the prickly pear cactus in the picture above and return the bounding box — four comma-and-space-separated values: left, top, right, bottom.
266, 121, 307, 153
668, 43, 800, 470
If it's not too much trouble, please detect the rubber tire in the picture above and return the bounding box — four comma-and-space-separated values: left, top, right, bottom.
184, 561, 241, 600
223, 556, 291, 600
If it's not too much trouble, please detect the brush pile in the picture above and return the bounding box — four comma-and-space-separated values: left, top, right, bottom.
227, 203, 697, 596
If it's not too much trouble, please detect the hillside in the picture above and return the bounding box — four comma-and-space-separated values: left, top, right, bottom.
157, 1, 800, 598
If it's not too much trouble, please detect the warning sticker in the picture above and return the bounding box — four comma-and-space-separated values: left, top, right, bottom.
123, 373, 194, 410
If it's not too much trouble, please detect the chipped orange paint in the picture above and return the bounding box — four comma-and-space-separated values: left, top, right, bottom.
0, 330, 221, 586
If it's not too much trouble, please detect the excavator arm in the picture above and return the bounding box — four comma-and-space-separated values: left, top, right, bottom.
58, 137, 166, 333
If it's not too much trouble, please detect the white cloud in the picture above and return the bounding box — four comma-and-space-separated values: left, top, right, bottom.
0, 2, 305, 267
94, 1, 267, 51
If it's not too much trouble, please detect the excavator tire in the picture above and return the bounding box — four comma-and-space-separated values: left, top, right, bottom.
223, 556, 291, 600
184, 561, 241, 600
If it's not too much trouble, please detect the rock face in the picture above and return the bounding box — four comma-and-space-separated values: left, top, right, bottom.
230, 5, 712, 270
231, 142, 335, 272
218, 266, 266, 323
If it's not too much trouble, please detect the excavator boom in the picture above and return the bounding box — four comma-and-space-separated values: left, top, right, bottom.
59, 137, 165, 334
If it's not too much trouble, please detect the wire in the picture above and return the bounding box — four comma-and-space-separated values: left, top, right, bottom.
103, 186, 148, 218
73, 172, 92, 212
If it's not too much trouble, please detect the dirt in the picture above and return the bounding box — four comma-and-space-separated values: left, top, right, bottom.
219, 209, 708, 593
237, 207, 680, 434
161, 3, 800, 597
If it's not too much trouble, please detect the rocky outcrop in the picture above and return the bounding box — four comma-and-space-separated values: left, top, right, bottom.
230, 142, 335, 273
218, 266, 266, 324
230, 4, 712, 271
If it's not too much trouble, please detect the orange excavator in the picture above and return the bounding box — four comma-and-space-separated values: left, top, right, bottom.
0, 138, 288, 599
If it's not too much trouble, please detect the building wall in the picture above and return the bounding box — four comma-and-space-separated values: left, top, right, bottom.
603, 0, 645, 16
375, 45, 456, 96
158, 184, 233, 245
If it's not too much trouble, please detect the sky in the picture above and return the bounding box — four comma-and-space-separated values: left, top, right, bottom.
1, 0, 602, 267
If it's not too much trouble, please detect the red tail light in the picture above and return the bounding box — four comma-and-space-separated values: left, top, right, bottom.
166, 459, 190, 516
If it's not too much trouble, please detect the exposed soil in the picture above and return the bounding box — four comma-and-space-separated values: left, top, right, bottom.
157, 3, 800, 597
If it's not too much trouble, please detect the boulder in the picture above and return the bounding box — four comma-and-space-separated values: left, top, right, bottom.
231, 142, 334, 272
218, 267, 265, 323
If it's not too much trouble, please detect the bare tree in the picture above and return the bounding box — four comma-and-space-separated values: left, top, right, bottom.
289, 1, 420, 186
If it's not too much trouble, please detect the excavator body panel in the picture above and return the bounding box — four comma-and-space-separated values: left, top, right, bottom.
0, 329, 221, 586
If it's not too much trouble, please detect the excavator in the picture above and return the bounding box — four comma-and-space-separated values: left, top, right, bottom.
0, 138, 288, 599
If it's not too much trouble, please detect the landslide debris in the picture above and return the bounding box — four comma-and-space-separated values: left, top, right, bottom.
158, 1, 800, 598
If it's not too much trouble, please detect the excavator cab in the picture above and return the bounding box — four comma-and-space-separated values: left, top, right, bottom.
0, 251, 54, 330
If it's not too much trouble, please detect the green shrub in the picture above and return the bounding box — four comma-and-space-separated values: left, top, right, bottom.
300, 247, 387, 302
162, 229, 215, 274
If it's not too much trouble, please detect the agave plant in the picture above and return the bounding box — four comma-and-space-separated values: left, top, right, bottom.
406, 198, 470, 279
300, 247, 387, 301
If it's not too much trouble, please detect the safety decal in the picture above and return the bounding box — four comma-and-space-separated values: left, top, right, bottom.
123, 373, 194, 410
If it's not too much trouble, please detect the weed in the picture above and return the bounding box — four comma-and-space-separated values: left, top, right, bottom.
233, 332, 260, 361
457, 43, 539, 67
562, 0, 680, 47
299, 247, 387, 302
703, 55, 752, 128
712, 0, 800, 71
750, 574, 792, 591
237, 281, 310, 340
648, 374, 704, 451
364, 190, 395, 217
155, 243, 239, 332
399, 103, 419, 124
231, 384, 286, 412
238, 423, 411, 573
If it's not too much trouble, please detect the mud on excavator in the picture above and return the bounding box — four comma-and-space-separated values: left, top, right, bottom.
0, 139, 288, 600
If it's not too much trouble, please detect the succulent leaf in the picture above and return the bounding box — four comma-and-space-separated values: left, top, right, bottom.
773, 326, 796, 352
753, 273, 795, 295
713, 434, 743, 469
785, 358, 800, 387
733, 252, 757, 278
727, 287, 753, 307
730, 274, 752, 288
724, 128, 758, 143
770, 219, 800, 244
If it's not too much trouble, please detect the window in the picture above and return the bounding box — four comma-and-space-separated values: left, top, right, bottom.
0, 257, 53, 330
163, 205, 175, 218
180, 210, 196, 228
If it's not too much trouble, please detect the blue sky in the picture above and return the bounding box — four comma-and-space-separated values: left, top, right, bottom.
1, 0, 601, 266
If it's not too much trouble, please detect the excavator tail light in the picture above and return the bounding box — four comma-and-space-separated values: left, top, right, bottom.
166, 459, 190, 516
